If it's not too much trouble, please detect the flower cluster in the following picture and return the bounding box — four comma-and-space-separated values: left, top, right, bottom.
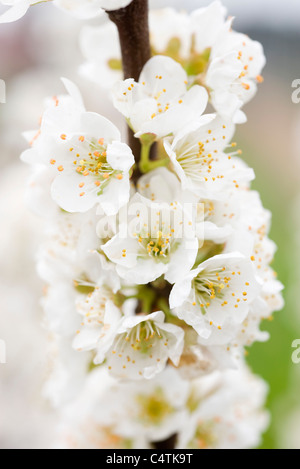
80, 1, 265, 123
15, 0, 282, 449
55, 366, 268, 450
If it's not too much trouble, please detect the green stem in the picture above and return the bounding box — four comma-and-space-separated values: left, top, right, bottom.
157, 298, 172, 318
139, 142, 169, 174
139, 141, 152, 173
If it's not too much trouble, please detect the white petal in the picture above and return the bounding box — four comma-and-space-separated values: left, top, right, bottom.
51, 171, 97, 213
107, 141, 134, 172
61, 77, 85, 111
169, 273, 194, 309
139, 55, 188, 101
0, 0, 30, 23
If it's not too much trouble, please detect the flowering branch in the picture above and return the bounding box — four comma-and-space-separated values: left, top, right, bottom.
3, 0, 279, 451
108, 0, 156, 180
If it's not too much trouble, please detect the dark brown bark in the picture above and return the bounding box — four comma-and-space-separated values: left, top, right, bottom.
108, 0, 151, 82
108, 0, 151, 177
152, 434, 178, 450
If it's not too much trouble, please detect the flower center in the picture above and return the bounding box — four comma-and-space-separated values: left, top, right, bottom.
71, 136, 114, 179
55, 134, 123, 194
137, 230, 172, 261
125, 321, 164, 354
136, 387, 174, 426
188, 421, 216, 449
177, 140, 218, 183
192, 267, 229, 310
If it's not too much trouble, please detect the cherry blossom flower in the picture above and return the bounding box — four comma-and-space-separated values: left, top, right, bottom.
73, 291, 123, 365
176, 367, 269, 449
207, 26, 266, 124
170, 253, 261, 343
56, 367, 188, 447
80, 22, 121, 89
164, 116, 254, 198
81, 2, 265, 124
106, 311, 184, 380
22, 80, 134, 216
112, 55, 209, 140
102, 193, 199, 285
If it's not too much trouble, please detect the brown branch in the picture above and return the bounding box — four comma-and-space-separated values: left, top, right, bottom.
108, 0, 151, 179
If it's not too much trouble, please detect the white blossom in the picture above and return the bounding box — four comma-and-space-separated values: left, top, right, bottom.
80, 2, 265, 123
102, 192, 199, 285
73, 290, 123, 365
56, 367, 189, 447
164, 116, 254, 198
112, 55, 208, 140
106, 311, 184, 380
43, 336, 91, 409
177, 367, 269, 449
207, 26, 266, 123
80, 22, 121, 89
22, 79, 134, 216
170, 253, 261, 344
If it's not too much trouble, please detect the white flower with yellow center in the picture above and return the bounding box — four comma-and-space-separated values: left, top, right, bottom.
137, 168, 239, 244
22, 82, 134, 216
79, 3, 226, 90
56, 367, 149, 449
207, 26, 266, 124
73, 288, 123, 365
79, 3, 264, 125
102, 193, 199, 285
37, 209, 105, 337
57, 367, 188, 446
106, 311, 184, 380
112, 55, 208, 140
197, 194, 240, 243
176, 328, 235, 380
105, 367, 190, 442
177, 367, 269, 449
164, 116, 254, 198
170, 253, 261, 342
